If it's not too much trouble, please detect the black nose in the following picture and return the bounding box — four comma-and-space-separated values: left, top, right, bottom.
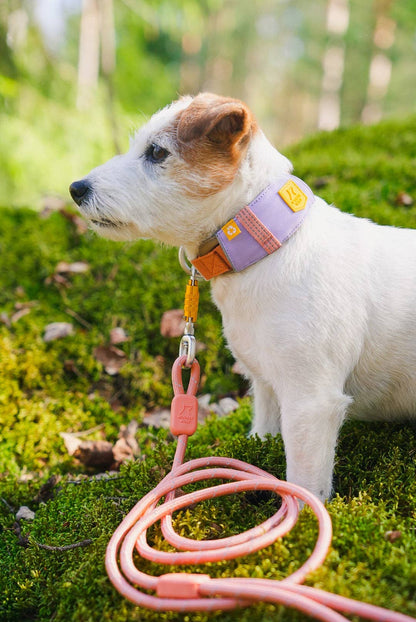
69, 179, 91, 206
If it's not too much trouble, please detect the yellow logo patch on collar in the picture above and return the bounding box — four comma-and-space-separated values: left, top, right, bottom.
222, 219, 241, 240
278, 180, 307, 212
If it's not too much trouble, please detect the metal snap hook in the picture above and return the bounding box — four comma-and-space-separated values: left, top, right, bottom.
179, 334, 196, 367
178, 247, 204, 281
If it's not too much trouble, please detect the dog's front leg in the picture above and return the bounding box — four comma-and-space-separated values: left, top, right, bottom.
249, 378, 282, 438
280, 392, 351, 501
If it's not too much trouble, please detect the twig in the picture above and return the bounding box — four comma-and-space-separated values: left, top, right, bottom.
13, 520, 29, 548
66, 475, 124, 485
65, 307, 93, 329
67, 423, 105, 438
1, 497, 14, 513
34, 539, 93, 551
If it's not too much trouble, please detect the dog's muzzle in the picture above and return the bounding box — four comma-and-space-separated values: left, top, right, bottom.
69, 179, 92, 206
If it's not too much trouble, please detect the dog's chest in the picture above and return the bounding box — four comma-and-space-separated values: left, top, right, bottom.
210, 268, 278, 379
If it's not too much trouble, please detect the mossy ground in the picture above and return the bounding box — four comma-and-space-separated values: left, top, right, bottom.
1, 117, 416, 621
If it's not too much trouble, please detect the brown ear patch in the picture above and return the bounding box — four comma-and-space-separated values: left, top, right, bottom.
169, 93, 257, 198
177, 93, 255, 146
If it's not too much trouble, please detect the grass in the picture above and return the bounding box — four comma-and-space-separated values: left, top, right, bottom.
1, 116, 416, 621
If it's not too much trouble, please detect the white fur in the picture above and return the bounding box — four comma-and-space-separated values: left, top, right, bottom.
72, 95, 416, 501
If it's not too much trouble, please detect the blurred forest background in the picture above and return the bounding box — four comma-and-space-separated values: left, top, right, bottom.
1, 0, 415, 209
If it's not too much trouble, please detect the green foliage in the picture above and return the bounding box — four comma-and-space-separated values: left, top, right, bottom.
1, 116, 416, 620
0, 204, 238, 475
287, 115, 416, 228
0, 92, 123, 208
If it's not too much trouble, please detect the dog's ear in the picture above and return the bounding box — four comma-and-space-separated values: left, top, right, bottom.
177, 93, 254, 146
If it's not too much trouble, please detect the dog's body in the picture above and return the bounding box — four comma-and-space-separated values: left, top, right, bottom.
70, 93, 416, 500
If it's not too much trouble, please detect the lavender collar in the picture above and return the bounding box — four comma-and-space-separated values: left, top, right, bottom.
192, 175, 315, 280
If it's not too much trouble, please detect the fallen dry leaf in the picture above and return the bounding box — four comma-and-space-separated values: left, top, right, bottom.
313, 176, 332, 189
45, 273, 71, 287
33, 475, 61, 503
0, 312, 10, 327
143, 408, 171, 429
43, 322, 74, 342
197, 394, 239, 422
16, 506, 35, 521
15, 301, 37, 310
395, 192, 413, 207
60, 432, 83, 455
384, 530, 402, 543
110, 327, 130, 344
10, 301, 38, 323
64, 359, 81, 376
216, 397, 239, 416
41, 195, 67, 213
119, 419, 139, 447
60, 208, 89, 234
74, 440, 114, 468
61, 421, 139, 470
94, 345, 127, 375
14, 286, 25, 298
55, 261, 90, 274
11, 308, 31, 323
60, 432, 114, 468
160, 309, 185, 338
113, 420, 140, 464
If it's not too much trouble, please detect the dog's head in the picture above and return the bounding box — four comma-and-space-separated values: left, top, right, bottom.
69, 93, 291, 248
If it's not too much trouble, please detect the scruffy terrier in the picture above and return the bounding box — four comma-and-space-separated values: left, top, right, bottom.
70, 93, 416, 501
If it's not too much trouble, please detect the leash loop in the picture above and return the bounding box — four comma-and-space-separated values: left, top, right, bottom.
171, 356, 200, 397
104, 269, 416, 622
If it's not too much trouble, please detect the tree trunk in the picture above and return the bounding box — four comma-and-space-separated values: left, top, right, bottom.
77, 0, 100, 110
361, 0, 395, 124
318, 0, 350, 131
100, 0, 121, 153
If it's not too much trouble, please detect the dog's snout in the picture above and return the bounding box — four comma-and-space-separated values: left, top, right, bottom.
69, 179, 91, 206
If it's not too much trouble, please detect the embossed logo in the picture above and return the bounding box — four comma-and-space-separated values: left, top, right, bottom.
178, 403, 194, 424
278, 180, 307, 212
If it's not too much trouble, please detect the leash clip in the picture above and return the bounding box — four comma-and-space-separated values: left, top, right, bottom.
179, 333, 196, 368
178, 247, 204, 281
178, 257, 200, 367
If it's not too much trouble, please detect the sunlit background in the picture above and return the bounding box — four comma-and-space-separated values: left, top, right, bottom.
1, 0, 415, 207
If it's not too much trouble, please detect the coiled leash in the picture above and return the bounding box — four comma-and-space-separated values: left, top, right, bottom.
105, 249, 415, 621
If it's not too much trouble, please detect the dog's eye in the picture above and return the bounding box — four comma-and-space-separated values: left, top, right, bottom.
145, 143, 169, 164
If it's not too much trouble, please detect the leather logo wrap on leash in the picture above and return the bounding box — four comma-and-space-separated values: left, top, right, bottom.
192, 175, 315, 280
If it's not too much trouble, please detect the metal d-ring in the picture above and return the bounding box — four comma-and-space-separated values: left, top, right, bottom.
178, 247, 204, 281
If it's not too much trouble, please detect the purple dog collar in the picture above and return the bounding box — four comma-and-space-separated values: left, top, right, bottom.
192, 175, 315, 280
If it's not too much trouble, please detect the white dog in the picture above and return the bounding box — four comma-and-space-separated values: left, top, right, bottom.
70, 93, 416, 501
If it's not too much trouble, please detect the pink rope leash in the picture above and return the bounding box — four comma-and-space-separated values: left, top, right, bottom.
105, 356, 415, 621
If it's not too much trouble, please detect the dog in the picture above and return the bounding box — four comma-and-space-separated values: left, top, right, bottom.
70, 93, 416, 501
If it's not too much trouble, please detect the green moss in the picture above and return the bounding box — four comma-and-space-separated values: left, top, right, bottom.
1, 116, 416, 620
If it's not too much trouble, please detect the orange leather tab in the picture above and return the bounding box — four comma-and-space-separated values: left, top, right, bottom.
191, 245, 232, 280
